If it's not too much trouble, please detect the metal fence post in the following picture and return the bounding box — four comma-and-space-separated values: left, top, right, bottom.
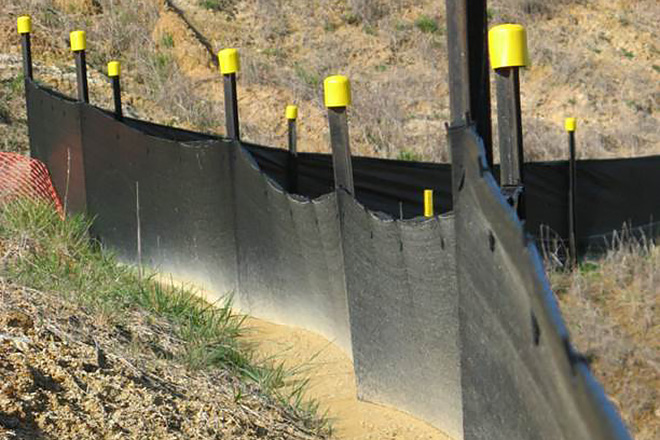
108, 61, 122, 119
70, 30, 89, 103
324, 75, 354, 194
218, 48, 240, 141
489, 24, 529, 220
286, 104, 298, 193
17, 16, 33, 80
566, 117, 578, 267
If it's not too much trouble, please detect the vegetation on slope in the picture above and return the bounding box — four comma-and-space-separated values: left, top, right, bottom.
0, 200, 329, 439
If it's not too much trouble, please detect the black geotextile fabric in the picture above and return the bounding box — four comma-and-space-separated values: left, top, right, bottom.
449, 124, 631, 440
26, 81, 87, 213
232, 145, 352, 352
338, 192, 462, 439
26, 80, 635, 438
80, 104, 238, 293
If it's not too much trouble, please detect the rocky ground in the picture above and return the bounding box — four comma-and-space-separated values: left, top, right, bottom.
0, 281, 325, 440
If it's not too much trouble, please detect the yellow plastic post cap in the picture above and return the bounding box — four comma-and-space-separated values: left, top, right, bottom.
488, 24, 529, 69
108, 61, 121, 77
565, 117, 577, 132
218, 48, 240, 74
17, 16, 31, 34
286, 105, 298, 120
70, 30, 86, 51
424, 189, 434, 218
324, 75, 351, 108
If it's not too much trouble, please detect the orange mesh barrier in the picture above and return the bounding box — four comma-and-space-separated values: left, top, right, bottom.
0, 152, 64, 216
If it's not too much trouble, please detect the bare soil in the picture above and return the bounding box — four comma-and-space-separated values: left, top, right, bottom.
0, 281, 325, 440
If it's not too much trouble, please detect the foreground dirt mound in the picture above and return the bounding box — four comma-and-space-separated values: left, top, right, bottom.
0, 281, 324, 440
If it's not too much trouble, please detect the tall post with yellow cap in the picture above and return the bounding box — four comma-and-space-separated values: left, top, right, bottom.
70, 30, 89, 103
17, 16, 33, 80
488, 23, 529, 219
108, 61, 123, 119
566, 117, 578, 267
286, 105, 298, 192
218, 49, 240, 140
323, 75, 354, 194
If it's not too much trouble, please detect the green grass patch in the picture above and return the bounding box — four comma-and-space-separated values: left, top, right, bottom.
0, 199, 328, 433
397, 149, 422, 162
414, 15, 441, 34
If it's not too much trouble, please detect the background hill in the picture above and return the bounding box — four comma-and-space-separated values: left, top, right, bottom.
1, 0, 658, 161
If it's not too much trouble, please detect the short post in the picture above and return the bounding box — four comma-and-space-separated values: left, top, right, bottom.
108, 61, 122, 119
286, 104, 299, 193
324, 75, 354, 194
488, 24, 529, 219
566, 117, 578, 268
424, 189, 434, 218
70, 30, 89, 103
218, 48, 240, 140
17, 16, 33, 80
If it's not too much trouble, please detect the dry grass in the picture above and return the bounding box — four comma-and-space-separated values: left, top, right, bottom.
549, 234, 659, 440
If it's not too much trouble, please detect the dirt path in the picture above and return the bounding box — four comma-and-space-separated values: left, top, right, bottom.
243, 317, 453, 440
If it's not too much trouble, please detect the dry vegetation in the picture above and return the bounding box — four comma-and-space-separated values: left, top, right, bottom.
0, 201, 329, 439
0, 0, 658, 438
1, 0, 658, 161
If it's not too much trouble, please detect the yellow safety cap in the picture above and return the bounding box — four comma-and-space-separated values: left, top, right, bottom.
107, 61, 121, 77
286, 105, 298, 120
70, 30, 86, 52
323, 75, 351, 108
565, 117, 577, 132
17, 16, 31, 34
488, 24, 529, 69
424, 189, 434, 218
218, 48, 240, 74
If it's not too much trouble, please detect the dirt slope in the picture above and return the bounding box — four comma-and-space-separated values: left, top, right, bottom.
0, 282, 324, 440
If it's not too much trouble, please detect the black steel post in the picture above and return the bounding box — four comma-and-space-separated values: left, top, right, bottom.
328, 107, 354, 194
286, 106, 298, 192
223, 73, 240, 140
111, 76, 122, 118
18, 16, 33, 80
20, 35, 33, 80
74, 51, 89, 103
467, 0, 493, 166
489, 24, 529, 219
495, 67, 525, 218
445, 0, 471, 127
325, 75, 355, 194
70, 31, 89, 103
567, 119, 578, 267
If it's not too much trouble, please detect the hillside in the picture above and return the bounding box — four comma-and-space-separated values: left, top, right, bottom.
1, 0, 658, 161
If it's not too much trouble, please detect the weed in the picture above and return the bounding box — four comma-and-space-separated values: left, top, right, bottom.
397, 150, 422, 162
621, 48, 635, 59
294, 63, 320, 90
414, 15, 440, 34
363, 24, 377, 36
161, 32, 175, 48
653, 65, 660, 73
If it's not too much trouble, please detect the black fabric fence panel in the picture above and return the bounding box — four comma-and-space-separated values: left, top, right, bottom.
79, 104, 238, 295
232, 145, 352, 353
449, 124, 631, 440
338, 192, 462, 439
246, 146, 660, 253
26, 80, 634, 439
26, 81, 86, 213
